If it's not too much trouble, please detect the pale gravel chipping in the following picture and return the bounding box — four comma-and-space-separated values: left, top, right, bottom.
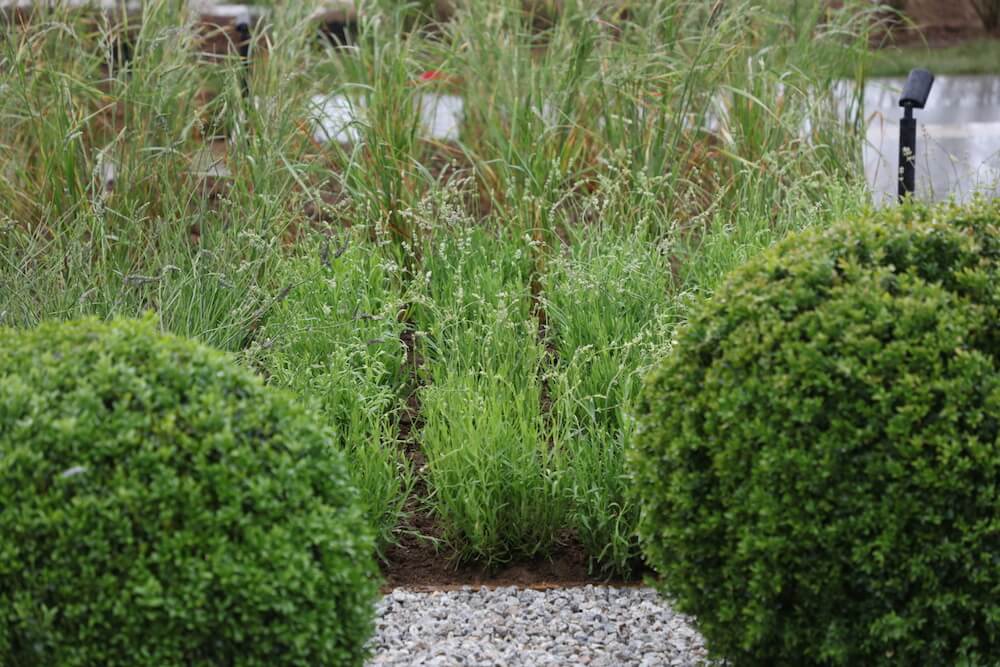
365, 585, 710, 666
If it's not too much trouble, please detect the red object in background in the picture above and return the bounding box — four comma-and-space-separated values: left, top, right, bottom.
418, 70, 444, 82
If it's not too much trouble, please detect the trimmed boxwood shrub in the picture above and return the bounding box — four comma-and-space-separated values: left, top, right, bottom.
631, 200, 1000, 666
0, 316, 379, 667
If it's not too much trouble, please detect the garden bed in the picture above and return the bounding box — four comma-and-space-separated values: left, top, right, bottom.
1, 0, 871, 588
5, 5, 1000, 666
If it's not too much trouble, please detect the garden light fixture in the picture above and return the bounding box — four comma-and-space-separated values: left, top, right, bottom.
898, 68, 935, 202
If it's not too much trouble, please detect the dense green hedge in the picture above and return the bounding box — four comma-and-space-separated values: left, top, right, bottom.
0, 317, 378, 667
631, 200, 1000, 666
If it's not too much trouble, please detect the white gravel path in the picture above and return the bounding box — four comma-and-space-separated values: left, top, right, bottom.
366, 586, 709, 666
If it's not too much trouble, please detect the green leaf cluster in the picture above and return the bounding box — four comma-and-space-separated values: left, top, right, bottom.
0, 316, 378, 667
631, 200, 1000, 666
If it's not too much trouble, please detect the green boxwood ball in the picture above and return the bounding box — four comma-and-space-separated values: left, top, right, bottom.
0, 316, 379, 667
631, 201, 1000, 666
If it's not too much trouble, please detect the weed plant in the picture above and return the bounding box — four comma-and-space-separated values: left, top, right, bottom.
543, 229, 679, 577
253, 234, 413, 554
0, 1, 320, 348
413, 223, 565, 567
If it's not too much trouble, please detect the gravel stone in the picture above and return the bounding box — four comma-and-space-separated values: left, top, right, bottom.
365, 586, 709, 666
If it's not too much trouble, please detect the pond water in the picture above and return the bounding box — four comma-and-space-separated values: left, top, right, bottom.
311, 93, 464, 144
310, 74, 1000, 205
863, 75, 1000, 205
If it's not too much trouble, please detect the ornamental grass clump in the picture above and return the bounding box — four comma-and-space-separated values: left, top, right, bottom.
631, 200, 1000, 666
0, 317, 379, 667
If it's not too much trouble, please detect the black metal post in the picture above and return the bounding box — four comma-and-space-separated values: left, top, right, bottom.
897, 68, 935, 203
898, 105, 916, 201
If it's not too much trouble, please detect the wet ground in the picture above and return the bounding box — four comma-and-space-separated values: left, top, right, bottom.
863, 75, 1000, 204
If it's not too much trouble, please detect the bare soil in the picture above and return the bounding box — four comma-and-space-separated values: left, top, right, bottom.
381, 526, 648, 593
